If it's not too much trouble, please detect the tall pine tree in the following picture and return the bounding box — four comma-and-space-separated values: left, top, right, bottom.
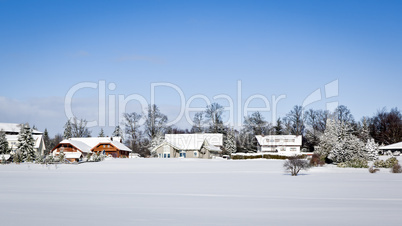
0, 129, 10, 155
16, 124, 36, 162
63, 120, 72, 139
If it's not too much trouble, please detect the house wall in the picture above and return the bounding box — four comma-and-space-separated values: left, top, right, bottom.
155, 144, 176, 158
260, 145, 301, 155
92, 143, 129, 158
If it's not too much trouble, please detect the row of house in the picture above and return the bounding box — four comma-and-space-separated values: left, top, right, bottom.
4, 121, 402, 160
1, 122, 307, 161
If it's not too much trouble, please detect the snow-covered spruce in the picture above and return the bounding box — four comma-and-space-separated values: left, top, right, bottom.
16, 124, 36, 162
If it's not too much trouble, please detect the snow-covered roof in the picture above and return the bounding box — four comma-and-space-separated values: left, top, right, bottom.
255, 135, 302, 146
58, 139, 93, 153
379, 142, 402, 150
164, 133, 223, 150
0, 123, 43, 134
69, 137, 132, 152
202, 140, 222, 152
6, 134, 44, 149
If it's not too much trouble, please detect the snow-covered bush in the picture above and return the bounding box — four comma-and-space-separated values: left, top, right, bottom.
283, 156, 310, 176
337, 158, 368, 168
393, 151, 400, 156
374, 157, 398, 168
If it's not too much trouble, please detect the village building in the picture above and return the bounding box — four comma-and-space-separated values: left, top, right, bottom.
0, 123, 46, 155
255, 135, 302, 156
379, 141, 402, 155
51, 137, 132, 162
152, 133, 223, 159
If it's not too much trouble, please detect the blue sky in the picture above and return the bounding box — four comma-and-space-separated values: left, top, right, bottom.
0, 0, 401, 136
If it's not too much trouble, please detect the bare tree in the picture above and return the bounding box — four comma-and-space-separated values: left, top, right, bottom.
191, 112, 205, 133
286, 105, 304, 136
205, 103, 224, 133
70, 118, 91, 137
243, 111, 271, 135
369, 108, 402, 145
283, 156, 310, 176
124, 112, 142, 152
145, 104, 168, 140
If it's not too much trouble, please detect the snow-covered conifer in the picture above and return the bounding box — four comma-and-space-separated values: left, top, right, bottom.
16, 124, 36, 162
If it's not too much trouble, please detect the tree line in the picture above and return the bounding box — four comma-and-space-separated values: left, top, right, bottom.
10, 103, 400, 158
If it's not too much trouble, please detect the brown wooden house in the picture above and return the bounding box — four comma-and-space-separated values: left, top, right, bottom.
91, 142, 130, 158
51, 137, 132, 162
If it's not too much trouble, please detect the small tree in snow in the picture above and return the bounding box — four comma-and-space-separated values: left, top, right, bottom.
365, 138, 379, 161
16, 124, 36, 162
283, 156, 310, 176
0, 129, 10, 155
223, 128, 236, 155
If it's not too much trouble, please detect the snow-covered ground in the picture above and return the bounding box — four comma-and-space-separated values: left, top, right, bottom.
1, 158, 401, 226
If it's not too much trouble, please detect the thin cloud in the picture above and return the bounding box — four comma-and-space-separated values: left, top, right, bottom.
116, 55, 166, 64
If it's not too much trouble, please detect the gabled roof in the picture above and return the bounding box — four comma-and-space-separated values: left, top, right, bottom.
255, 135, 302, 146
57, 139, 92, 153
92, 141, 132, 152
201, 140, 222, 153
70, 137, 132, 152
379, 142, 402, 150
0, 123, 43, 134
165, 133, 223, 150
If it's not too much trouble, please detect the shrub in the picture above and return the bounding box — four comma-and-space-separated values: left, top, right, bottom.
374, 157, 398, 168
391, 163, 402, 173
283, 156, 310, 176
368, 166, 380, 173
310, 153, 325, 167
337, 158, 369, 168
232, 154, 306, 160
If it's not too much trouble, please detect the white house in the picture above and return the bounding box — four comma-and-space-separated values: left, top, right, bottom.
255, 135, 302, 156
379, 141, 402, 155
0, 123, 46, 155
152, 133, 223, 159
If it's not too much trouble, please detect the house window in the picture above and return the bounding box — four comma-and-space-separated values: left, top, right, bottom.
275, 139, 280, 142
270, 139, 274, 142
280, 147, 285, 152
158, 153, 162, 158
168, 154, 170, 158
107, 145, 110, 148
179, 151, 186, 158
290, 148, 297, 151
194, 151, 198, 157
103, 144, 105, 148
284, 139, 289, 142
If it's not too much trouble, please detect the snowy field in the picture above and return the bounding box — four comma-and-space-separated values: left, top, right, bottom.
1, 158, 402, 226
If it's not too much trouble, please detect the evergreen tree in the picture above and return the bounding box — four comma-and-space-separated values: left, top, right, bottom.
223, 128, 236, 155
98, 128, 105, 137
16, 124, 36, 162
0, 129, 10, 155
43, 128, 51, 155
63, 120, 72, 139
365, 138, 379, 161
274, 118, 284, 135
112, 125, 123, 137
